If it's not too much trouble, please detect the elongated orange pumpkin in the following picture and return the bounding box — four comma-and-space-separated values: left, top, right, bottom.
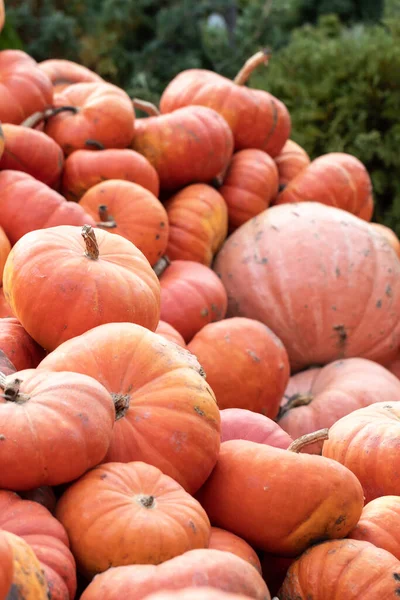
220, 408, 293, 449
274, 139, 310, 188
38, 58, 103, 92
1, 531, 49, 599
208, 527, 261, 574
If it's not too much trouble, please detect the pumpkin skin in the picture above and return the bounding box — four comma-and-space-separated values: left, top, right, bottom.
208, 527, 261, 574
0, 122, 4, 159
165, 184, 228, 266
44, 82, 135, 155
279, 539, 400, 600
0, 124, 64, 188
370, 222, 400, 258
38, 322, 221, 495
0, 50, 53, 125
38, 59, 103, 93
0, 288, 13, 318
56, 461, 211, 578
274, 139, 310, 189
159, 260, 228, 343
0, 171, 96, 246
155, 320, 186, 347
275, 153, 374, 220
61, 148, 160, 201
142, 588, 255, 600
0, 0, 4, 33
322, 402, 400, 503
0, 368, 115, 490
80, 549, 270, 600
348, 496, 400, 559
0, 490, 76, 600
197, 439, 364, 556
214, 202, 400, 372
219, 149, 279, 232
0, 226, 10, 284
4, 224, 160, 351
0, 317, 45, 371
1, 531, 49, 600
0, 530, 13, 599
279, 358, 400, 454
188, 317, 290, 418
79, 179, 169, 266
131, 106, 234, 190
220, 408, 293, 449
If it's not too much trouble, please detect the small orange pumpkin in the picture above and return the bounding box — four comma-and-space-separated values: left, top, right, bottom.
155, 321, 186, 347
274, 139, 310, 189
208, 527, 261, 574
38, 59, 103, 93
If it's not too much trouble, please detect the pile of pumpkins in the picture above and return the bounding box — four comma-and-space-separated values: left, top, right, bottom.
2, 5, 400, 599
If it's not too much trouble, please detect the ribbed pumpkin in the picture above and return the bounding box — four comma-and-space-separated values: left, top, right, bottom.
155, 321, 186, 348
279, 539, 400, 600
38, 59, 103, 92
348, 496, 400, 559
0, 50, 53, 124
158, 259, 228, 343
220, 408, 293, 449
0, 317, 45, 371
274, 139, 310, 189
275, 153, 374, 220
0, 490, 76, 600
38, 322, 220, 494
0, 124, 64, 187
370, 222, 400, 258
219, 149, 279, 232
4, 225, 160, 351
208, 527, 261, 574
0, 226, 10, 284
62, 148, 159, 201
80, 549, 270, 600
214, 202, 400, 372
165, 184, 228, 265
142, 589, 256, 600
160, 50, 291, 156
188, 317, 289, 417
79, 179, 169, 266
279, 358, 400, 453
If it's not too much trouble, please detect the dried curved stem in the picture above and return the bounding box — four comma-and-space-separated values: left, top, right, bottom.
288, 429, 329, 453
21, 105, 79, 128
96, 205, 117, 229
278, 393, 314, 420
0, 371, 27, 403
234, 48, 272, 86
81, 225, 100, 260
133, 98, 160, 116
85, 139, 105, 150
153, 255, 171, 278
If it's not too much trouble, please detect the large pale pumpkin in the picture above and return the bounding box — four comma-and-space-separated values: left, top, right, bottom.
4, 224, 160, 350
220, 408, 293, 449
214, 202, 400, 372
370, 222, 400, 258
274, 139, 310, 188
142, 589, 256, 600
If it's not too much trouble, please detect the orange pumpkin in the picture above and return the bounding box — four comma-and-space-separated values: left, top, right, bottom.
0, 0, 4, 33
38, 59, 103, 92
279, 539, 400, 599
79, 179, 169, 266
0, 288, 13, 318
275, 152, 374, 220
165, 184, 228, 265
370, 222, 400, 258
279, 358, 400, 453
44, 82, 134, 155
0, 124, 64, 188
348, 496, 400, 559
160, 51, 291, 156
274, 139, 310, 189
0, 50, 53, 124
188, 317, 289, 418
0, 122, 4, 159
214, 202, 400, 372
322, 402, 400, 503
158, 259, 228, 343
62, 148, 160, 201
219, 149, 279, 232
38, 322, 221, 494
142, 589, 255, 600
0, 226, 10, 285
0, 317, 45, 371
4, 225, 160, 351
155, 320, 186, 347
208, 527, 261, 574
220, 408, 293, 449
0, 171, 96, 245
0, 530, 13, 599
0, 490, 76, 600
80, 549, 270, 600
131, 105, 234, 190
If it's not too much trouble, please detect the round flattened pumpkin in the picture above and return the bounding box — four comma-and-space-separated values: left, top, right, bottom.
274, 139, 310, 188
1, 531, 49, 600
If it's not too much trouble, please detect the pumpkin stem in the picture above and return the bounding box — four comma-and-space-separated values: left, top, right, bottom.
0, 372, 27, 403
287, 428, 329, 453
96, 205, 117, 229
85, 139, 106, 150
81, 225, 100, 260
153, 255, 171, 278
278, 393, 314, 420
112, 393, 131, 421
233, 48, 272, 86
21, 106, 79, 129
133, 98, 160, 117
137, 495, 155, 509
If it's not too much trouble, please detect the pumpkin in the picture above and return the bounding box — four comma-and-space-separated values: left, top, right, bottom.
0, 122, 4, 159
79, 180, 169, 266
220, 408, 293, 449
279, 539, 400, 599
158, 258, 228, 343
38, 59, 103, 92
208, 527, 261, 574
219, 149, 279, 232
42, 82, 134, 155
348, 496, 400, 559
142, 588, 255, 600
4, 224, 160, 351
0, 531, 13, 599
0, 317, 45, 371
0, 171, 96, 246
188, 317, 289, 417
155, 321, 186, 347
0, 226, 10, 284
0, 288, 13, 318
131, 104, 234, 190
275, 153, 374, 220
80, 549, 270, 600
322, 401, 400, 503
61, 148, 159, 201
165, 184, 228, 266
387, 353, 400, 379
278, 358, 400, 454
0, 0, 4, 33
214, 202, 400, 372
160, 50, 291, 156
370, 222, 400, 258
38, 322, 220, 494
274, 139, 310, 189
0, 490, 76, 600
0, 368, 115, 490
0, 124, 64, 188
197, 434, 364, 556
0, 50, 53, 124
19, 487, 57, 515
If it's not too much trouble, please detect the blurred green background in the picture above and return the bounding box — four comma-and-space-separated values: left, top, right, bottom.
2, 0, 400, 230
